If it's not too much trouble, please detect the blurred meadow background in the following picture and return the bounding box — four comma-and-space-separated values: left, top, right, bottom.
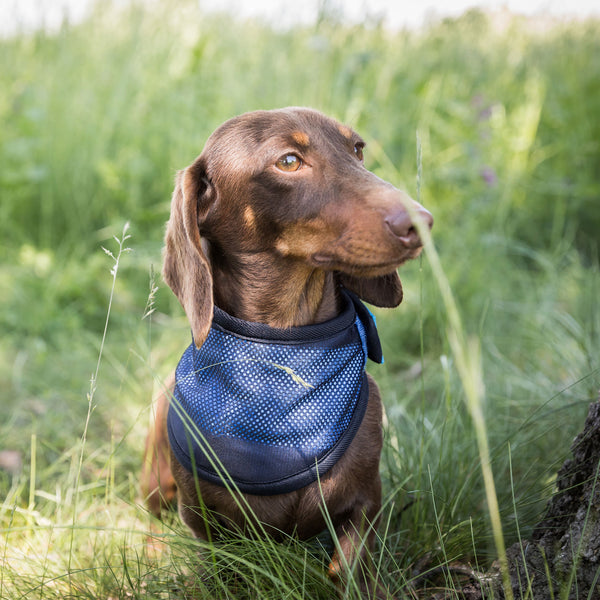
1, 0, 599, 597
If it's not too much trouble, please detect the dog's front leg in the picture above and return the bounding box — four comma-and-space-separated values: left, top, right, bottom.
327, 493, 392, 599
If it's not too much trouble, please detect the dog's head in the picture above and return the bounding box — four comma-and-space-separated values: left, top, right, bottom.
163, 107, 433, 346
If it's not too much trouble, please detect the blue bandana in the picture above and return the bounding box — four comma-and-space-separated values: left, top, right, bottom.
167, 289, 383, 496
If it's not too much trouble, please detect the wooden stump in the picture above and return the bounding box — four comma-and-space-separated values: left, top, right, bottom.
505, 399, 600, 599
418, 398, 600, 599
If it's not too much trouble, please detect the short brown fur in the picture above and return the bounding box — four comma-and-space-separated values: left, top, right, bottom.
142, 107, 432, 598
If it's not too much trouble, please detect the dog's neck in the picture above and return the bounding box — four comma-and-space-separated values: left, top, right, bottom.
209, 250, 341, 328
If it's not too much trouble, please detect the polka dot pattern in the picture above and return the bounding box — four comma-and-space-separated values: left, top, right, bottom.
168, 290, 384, 492
174, 316, 366, 455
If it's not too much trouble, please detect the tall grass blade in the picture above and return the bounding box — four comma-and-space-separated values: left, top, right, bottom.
67, 222, 131, 586
415, 133, 513, 600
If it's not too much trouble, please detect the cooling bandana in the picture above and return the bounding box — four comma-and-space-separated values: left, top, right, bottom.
167, 289, 383, 495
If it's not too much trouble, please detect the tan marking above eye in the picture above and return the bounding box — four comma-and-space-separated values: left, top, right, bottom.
338, 125, 352, 138
243, 205, 256, 228
291, 131, 310, 146
276, 154, 303, 172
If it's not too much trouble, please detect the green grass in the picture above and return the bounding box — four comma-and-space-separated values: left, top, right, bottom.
1, 2, 600, 598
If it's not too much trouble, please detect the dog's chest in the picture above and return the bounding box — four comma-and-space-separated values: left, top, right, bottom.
167, 290, 382, 496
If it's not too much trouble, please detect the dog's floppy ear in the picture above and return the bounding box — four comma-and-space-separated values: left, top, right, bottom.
163, 158, 215, 348
337, 272, 403, 308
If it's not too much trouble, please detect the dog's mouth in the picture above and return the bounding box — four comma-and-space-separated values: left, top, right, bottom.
310, 249, 422, 275
310, 254, 336, 266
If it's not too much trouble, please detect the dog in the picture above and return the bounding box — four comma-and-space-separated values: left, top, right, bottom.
141, 107, 433, 597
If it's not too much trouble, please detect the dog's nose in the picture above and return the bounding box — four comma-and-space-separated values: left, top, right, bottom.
385, 206, 433, 249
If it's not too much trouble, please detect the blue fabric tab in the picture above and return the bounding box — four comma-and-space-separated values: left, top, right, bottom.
167, 289, 382, 495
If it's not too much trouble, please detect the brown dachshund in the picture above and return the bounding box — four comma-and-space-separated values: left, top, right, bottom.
142, 107, 433, 597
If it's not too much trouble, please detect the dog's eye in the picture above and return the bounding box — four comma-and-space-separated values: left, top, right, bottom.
276, 154, 303, 172
354, 143, 364, 162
